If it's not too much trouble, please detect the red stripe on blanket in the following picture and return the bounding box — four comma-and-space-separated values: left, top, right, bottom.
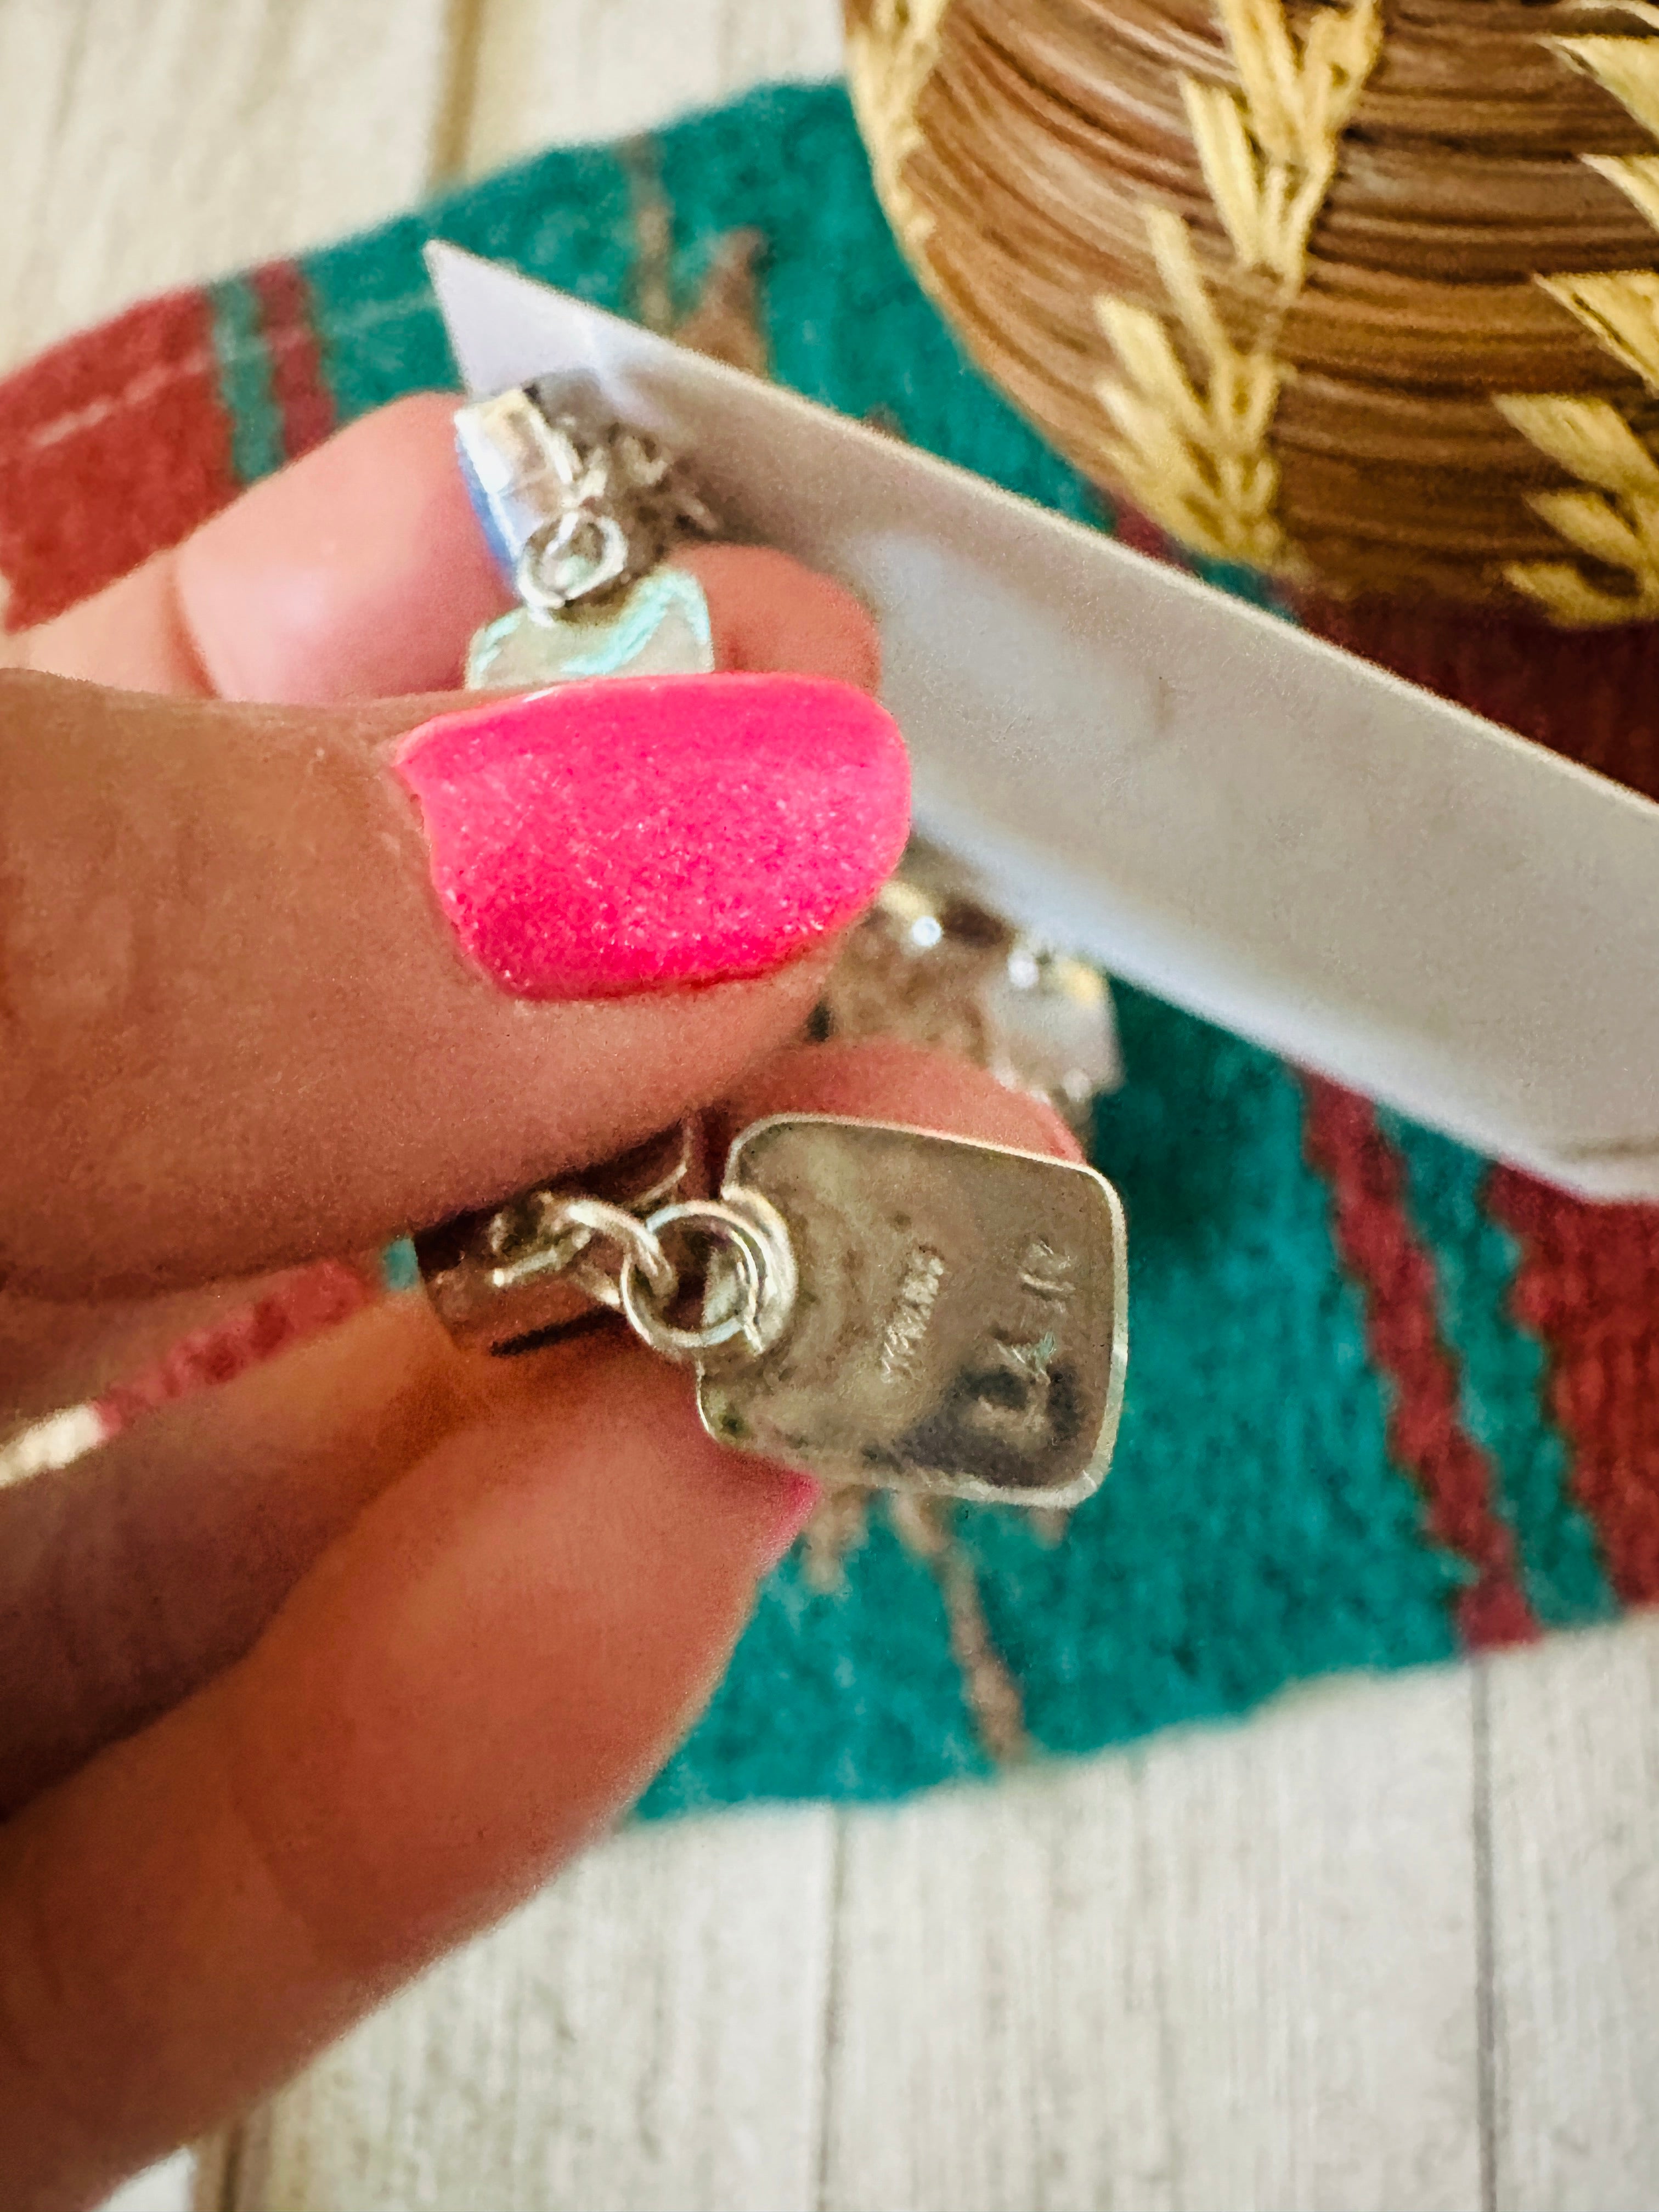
1303, 1077, 1539, 1649
1486, 1167, 1659, 1604
1111, 503, 1181, 567
1300, 595, 1659, 806
92, 1261, 373, 1437
0, 289, 236, 629
249, 259, 336, 461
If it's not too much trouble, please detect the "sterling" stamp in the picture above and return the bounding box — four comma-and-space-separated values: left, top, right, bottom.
697, 1116, 1128, 1505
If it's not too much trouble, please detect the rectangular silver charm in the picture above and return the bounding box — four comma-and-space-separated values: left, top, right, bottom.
698, 1116, 1127, 1507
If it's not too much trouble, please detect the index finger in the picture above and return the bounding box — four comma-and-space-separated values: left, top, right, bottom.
8, 395, 880, 703
0, 399, 900, 1297
0, 1047, 1076, 2205
0, 666, 907, 1296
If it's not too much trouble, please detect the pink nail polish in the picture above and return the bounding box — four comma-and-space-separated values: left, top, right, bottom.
394, 674, 910, 999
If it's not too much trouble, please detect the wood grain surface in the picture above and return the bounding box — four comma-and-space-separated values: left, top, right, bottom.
230, 1809, 839, 2212
1488, 1623, 1659, 2212
819, 1671, 1481, 2212
3, 1, 1657, 2206
0, 0, 454, 376
461, 0, 845, 176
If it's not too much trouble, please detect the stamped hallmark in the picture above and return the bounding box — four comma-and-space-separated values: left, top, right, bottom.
879, 1248, 947, 1381
702, 1115, 1128, 1506
1019, 1237, 1073, 1300
965, 1235, 1079, 1439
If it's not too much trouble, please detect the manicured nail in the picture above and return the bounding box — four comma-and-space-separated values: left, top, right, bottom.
394, 674, 910, 999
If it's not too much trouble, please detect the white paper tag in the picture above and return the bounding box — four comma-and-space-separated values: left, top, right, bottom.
428, 244, 1659, 1200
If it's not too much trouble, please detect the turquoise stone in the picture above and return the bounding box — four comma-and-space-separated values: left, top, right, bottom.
464, 567, 714, 689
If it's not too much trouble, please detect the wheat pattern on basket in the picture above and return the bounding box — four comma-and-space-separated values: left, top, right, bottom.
846, 0, 1659, 620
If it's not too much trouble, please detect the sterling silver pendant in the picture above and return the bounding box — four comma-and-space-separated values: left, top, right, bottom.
454, 388, 718, 685
465, 566, 714, 688
699, 1116, 1127, 1506
424, 1114, 1127, 1507
820, 836, 1120, 1142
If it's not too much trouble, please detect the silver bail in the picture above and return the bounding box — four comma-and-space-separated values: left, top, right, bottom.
455, 390, 720, 687
455, 387, 718, 606
454, 387, 587, 587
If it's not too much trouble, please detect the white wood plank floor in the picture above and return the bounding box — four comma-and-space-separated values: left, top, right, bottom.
0, 0, 455, 376
3, 1, 1657, 2205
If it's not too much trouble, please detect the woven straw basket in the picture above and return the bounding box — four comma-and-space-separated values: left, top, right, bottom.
844, 0, 1659, 622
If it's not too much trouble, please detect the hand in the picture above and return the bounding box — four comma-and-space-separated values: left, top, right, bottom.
0, 396, 1075, 2208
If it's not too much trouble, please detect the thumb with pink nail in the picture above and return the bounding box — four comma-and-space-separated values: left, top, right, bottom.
0, 396, 1075, 2210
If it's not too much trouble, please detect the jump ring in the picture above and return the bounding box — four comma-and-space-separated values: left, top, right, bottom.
516, 508, 631, 612
619, 1201, 777, 1363
540, 1198, 678, 1303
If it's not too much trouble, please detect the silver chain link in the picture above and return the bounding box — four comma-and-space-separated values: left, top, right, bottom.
511, 403, 718, 619
537, 1192, 796, 1367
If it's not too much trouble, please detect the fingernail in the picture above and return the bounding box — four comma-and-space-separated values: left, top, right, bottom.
394, 674, 910, 999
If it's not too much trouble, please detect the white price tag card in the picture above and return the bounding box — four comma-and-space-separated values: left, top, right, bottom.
430, 242, 1659, 1201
